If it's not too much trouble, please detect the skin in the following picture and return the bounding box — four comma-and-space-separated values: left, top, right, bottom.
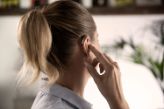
56, 31, 129, 109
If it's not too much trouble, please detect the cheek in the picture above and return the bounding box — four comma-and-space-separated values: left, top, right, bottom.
97, 43, 101, 51
94, 39, 101, 51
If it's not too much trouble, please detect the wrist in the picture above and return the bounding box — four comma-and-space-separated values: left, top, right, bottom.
107, 98, 129, 109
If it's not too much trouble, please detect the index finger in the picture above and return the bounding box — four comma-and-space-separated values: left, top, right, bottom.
88, 44, 108, 66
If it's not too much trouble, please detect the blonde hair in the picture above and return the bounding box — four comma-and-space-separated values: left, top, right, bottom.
17, 10, 59, 85
17, 0, 96, 85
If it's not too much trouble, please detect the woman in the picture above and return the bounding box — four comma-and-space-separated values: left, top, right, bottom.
17, 0, 129, 109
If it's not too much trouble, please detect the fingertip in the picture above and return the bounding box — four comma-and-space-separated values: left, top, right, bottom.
88, 43, 94, 49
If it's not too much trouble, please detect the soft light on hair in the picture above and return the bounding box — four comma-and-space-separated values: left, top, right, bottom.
17, 10, 59, 85
17, 0, 96, 85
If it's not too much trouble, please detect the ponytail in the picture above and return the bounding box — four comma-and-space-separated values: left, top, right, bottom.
17, 9, 59, 85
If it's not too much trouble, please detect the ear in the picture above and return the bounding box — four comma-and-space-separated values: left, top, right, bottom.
80, 35, 91, 56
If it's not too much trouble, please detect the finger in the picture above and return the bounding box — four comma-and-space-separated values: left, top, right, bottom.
85, 61, 100, 82
89, 58, 105, 75
89, 44, 108, 66
92, 58, 99, 67
103, 53, 114, 63
113, 62, 119, 69
91, 57, 105, 74
99, 63, 105, 73
104, 54, 119, 69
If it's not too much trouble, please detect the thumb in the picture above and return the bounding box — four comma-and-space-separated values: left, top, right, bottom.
85, 61, 100, 82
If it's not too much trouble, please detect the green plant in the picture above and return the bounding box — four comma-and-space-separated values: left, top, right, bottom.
109, 19, 164, 92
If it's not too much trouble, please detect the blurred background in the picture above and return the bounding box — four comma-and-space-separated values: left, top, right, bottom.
0, 0, 164, 109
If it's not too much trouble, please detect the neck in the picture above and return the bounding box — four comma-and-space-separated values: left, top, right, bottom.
56, 63, 90, 97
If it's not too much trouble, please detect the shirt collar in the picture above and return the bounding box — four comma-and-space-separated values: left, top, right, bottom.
42, 83, 92, 109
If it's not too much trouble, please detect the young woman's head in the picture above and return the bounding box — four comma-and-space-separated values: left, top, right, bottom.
18, 0, 99, 84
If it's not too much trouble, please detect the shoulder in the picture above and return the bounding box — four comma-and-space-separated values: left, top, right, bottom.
31, 91, 65, 109
31, 83, 92, 109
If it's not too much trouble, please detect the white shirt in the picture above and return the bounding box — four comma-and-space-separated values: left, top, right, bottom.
31, 83, 92, 109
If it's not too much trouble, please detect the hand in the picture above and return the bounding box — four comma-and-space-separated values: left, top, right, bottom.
85, 44, 129, 109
